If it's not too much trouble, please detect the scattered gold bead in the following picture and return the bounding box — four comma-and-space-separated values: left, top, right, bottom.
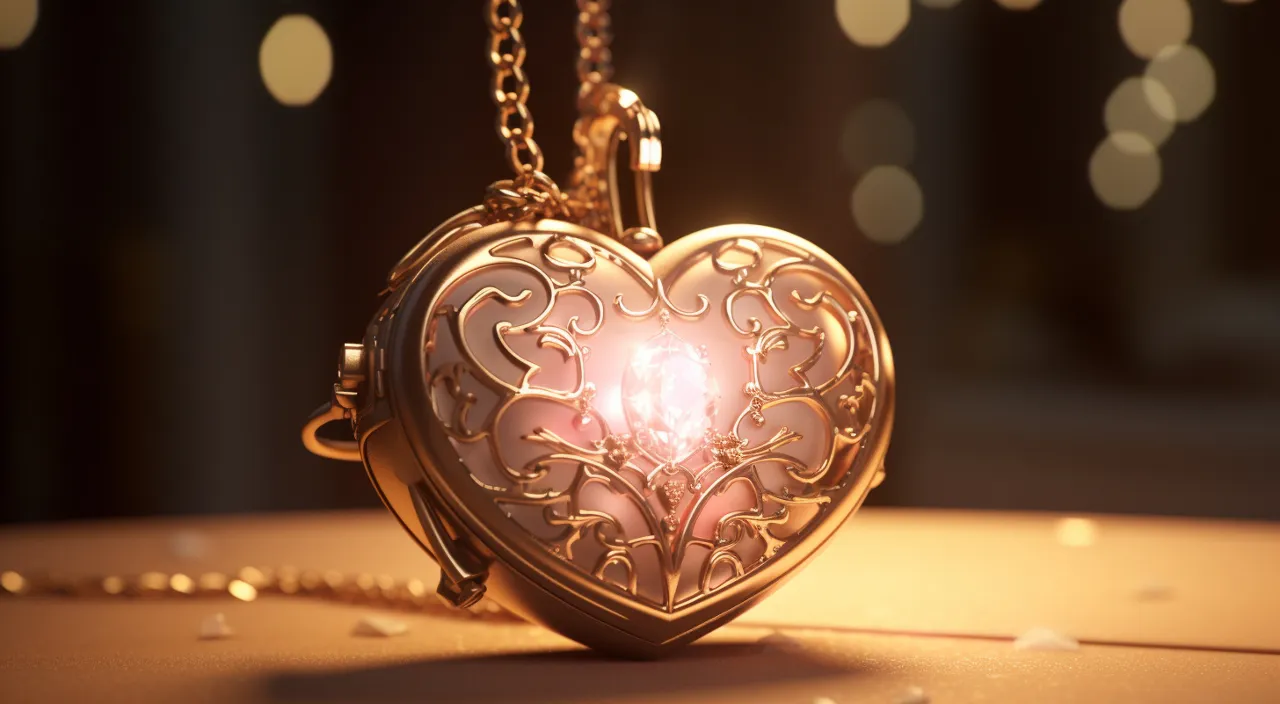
1, 571, 26, 595
322, 570, 345, 590
169, 573, 195, 595
138, 571, 169, 594
237, 567, 268, 588
354, 573, 377, 597
298, 570, 322, 593
276, 566, 299, 591
198, 572, 228, 593
228, 579, 258, 602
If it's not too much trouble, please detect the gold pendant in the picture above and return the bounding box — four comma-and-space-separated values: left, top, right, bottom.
303, 80, 893, 657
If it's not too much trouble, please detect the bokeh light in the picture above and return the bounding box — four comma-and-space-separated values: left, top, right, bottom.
1118, 0, 1192, 60
259, 14, 333, 107
839, 98, 916, 175
992, 0, 1043, 10
1104, 77, 1177, 148
0, 0, 37, 49
835, 0, 911, 48
1089, 131, 1162, 210
851, 166, 924, 244
1145, 44, 1216, 123
1054, 517, 1098, 548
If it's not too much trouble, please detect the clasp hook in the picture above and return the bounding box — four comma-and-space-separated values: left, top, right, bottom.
570, 84, 663, 256
301, 342, 365, 462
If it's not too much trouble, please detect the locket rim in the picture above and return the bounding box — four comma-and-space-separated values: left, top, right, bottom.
380, 217, 895, 654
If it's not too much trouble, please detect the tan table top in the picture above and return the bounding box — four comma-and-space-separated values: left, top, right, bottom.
2, 509, 1277, 703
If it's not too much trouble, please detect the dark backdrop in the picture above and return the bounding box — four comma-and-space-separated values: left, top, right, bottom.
3, 1, 1278, 523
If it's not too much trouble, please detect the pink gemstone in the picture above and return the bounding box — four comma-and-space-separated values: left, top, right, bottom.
621, 329, 718, 463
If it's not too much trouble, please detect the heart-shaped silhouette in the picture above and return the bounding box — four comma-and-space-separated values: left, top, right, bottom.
376, 218, 893, 655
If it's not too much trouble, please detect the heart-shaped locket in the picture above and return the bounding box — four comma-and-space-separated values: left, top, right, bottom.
304, 85, 893, 657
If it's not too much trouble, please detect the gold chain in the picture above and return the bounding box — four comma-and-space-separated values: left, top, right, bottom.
564, 0, 616, 227
576, 0, 614, 95
0, 567, 514, 620
483, 0, 614, 223
486, 0, 544, 177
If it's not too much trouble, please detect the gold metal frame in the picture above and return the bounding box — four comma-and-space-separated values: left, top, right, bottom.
317, 217, 893, 657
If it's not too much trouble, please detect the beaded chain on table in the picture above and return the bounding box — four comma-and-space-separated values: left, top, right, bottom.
0, 566, 517, 621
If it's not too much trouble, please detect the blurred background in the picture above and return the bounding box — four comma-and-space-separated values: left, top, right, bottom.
2, 0, 1277, 524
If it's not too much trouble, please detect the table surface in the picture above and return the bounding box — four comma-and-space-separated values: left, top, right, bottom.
2, 508, 1277, 703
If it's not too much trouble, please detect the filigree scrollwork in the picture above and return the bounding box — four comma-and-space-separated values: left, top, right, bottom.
423, 231, 881, 612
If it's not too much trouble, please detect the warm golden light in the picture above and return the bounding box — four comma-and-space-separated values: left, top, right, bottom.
1089, 131, 1162, 210
259, 14, 333, 107
1118, 0, 1192, 59
138, 571, 168, 592
852, 165, 924, 244
1104, 77, 1177, 148
0, 570, 25, 594
840, 98, 916, 175
835, 0, 911, 48
1054, 517, 1098, 548
1146, 44, 1216, 123
169, 573, 196, 595
0, 0, 37, 49
228, 579, 259, 602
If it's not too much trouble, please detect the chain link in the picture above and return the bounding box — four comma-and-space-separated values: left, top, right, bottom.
483, 0, 615, 223
576, 0, 614, 93
564, 0, 619, 226
486, 0, 545, 177
0, 567, 515, 620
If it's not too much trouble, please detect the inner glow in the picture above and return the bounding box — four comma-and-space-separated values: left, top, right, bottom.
621, 329, 718, 463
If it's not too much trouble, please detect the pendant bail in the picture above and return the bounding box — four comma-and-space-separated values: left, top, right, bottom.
570, 83, 663, 256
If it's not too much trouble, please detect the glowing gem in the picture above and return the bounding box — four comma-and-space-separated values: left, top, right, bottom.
621, 329, 718, 463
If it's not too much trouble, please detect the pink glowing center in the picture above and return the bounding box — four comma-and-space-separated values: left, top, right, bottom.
621, 329, 718, 463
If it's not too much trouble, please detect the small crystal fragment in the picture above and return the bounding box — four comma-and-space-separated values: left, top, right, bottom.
352, 615, 409, 637
1013, 627, 1079, 651
896, 686, 930, 704
199, 613, 233, 640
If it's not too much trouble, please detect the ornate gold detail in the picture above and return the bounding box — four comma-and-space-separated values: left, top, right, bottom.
743, 382, 767, 426
659, 479, 686, 533
705, 430, 747, 469
422, 230, 882, 613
